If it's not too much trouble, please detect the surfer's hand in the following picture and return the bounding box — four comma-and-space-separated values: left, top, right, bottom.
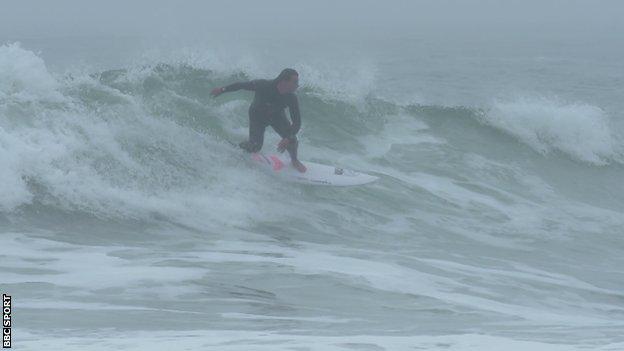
210, 87, 225, 97
277, 138, 290, 153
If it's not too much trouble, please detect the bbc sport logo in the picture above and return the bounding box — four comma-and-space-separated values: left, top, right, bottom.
2, 294, 10, 349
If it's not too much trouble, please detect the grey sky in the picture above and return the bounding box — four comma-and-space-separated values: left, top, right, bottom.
1, 0, 622, 41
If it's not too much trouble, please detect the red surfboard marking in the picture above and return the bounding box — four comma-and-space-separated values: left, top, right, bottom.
269, 155, 284, 171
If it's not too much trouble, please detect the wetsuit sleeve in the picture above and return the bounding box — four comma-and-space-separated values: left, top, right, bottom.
287, 94, 301, 137
221, 80, 259, 93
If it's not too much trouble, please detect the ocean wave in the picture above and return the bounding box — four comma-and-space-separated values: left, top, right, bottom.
1, 43, 622, 225
479, 97, 623, 165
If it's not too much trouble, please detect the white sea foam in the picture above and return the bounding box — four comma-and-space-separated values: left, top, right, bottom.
15, 329, 619, 351
480, 97, 623, 165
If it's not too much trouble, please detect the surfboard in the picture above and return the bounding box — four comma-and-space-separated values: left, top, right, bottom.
250, 152, 378, 186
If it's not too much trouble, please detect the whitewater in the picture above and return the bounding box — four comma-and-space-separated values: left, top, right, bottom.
1, 24, 623, 351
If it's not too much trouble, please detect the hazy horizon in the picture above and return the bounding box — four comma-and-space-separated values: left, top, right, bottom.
2, 0, 623, 41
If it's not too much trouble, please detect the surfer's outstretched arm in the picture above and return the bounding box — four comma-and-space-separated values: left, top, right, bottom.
211, 80, 258, 97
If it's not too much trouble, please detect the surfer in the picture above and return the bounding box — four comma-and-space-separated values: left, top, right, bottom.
210, 68, 307, 173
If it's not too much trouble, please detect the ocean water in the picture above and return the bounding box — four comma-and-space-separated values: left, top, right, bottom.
1, 26, 624, 351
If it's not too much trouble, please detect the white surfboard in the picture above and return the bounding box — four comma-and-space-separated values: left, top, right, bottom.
250, 152, 378, 186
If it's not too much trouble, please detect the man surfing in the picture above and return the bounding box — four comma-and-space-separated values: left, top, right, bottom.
211, 68, 306, 173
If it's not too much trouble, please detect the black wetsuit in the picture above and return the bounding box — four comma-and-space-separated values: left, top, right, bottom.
222, 79, 301, 159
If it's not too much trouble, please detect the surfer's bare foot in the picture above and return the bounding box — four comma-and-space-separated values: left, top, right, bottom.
292, 159, 307, 173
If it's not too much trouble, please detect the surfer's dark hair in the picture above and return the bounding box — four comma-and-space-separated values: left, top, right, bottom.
275, 68, 298, 82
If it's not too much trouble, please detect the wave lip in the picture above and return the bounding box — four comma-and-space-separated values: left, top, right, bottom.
0, 42, 64, 103
479, 97, 622, 165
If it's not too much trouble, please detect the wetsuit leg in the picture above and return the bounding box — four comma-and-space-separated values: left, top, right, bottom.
270, 111, 299, 160
239, 106, 267, 153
